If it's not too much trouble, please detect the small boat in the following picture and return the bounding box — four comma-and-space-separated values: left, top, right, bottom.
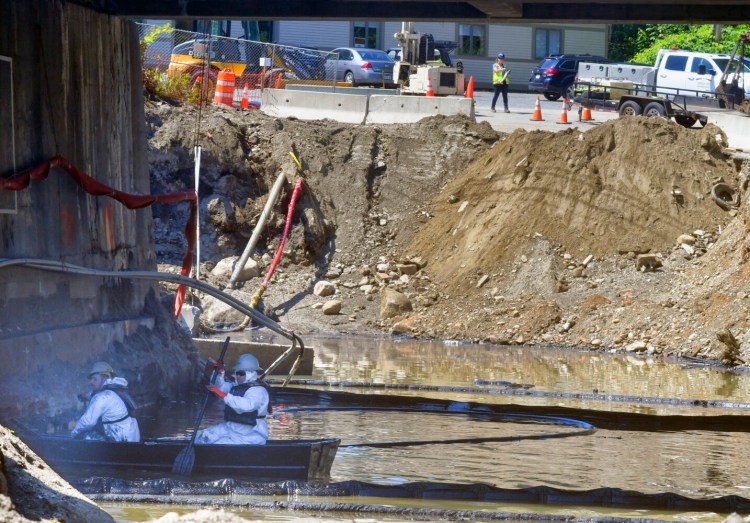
17, 429, 340, 481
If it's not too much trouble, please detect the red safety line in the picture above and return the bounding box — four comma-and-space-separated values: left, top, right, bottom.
1, 155, 197, 318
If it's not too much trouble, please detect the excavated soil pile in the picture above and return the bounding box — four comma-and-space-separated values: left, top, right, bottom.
148, 99, 750, 362
410, 117, 735, 289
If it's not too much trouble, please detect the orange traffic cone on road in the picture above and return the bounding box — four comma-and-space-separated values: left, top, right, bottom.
530, 96, 544, 121
557, 98, 571, 124
425, 75, 435, 97
241, 83, 249, 110
465, 76, 474, 99
581, 105, 594, 121
274, 73, 282, 89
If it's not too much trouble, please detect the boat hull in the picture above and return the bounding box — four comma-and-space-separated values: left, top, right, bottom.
21, 434, 340, 481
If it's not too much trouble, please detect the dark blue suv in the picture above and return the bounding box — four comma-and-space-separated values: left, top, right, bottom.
528, 54, 610, 101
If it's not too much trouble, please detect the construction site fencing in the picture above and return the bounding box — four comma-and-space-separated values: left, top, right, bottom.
137, 23, 339, 109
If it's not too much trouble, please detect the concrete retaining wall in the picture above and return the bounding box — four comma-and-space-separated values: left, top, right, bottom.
0, 0, 195, 418
261, 88, 369, 124
193, 338, 314, 376
366, 95, 475, 124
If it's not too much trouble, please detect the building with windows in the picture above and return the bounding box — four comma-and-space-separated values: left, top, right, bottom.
157, 20, 610, 90
274, 21, 610, 89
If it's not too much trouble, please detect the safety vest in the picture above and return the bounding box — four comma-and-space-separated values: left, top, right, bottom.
493, 64, 509, 85
223, 381, 273, 426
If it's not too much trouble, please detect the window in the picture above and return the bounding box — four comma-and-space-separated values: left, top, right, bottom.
353, 22, 379, 48
664, 55, 688, 72
714, 58, 750, 73
691, 57, 716, 74
241, 21, 273, 42
459, 24, 485, 56
534, 29, 561, 59
559, 60, 575, 70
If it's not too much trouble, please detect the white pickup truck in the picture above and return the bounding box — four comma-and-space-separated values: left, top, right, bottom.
573, 46, 750, 127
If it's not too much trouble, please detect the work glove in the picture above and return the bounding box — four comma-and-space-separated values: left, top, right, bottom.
207, 385, 227, 399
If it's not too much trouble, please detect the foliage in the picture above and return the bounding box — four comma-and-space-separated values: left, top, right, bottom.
139, 24, 209, 103
628, 24, 750, 65
608, 25, 646, 62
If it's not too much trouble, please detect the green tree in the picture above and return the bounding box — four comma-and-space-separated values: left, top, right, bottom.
629, 24, 750, 64
608, 25, 645, 62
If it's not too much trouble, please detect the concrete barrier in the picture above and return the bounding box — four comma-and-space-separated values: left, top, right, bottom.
705, 111, 750, 151
366, 95, 475, 124
286, 84, 399, 97
261, 88, 368, 124
193, 338, 314, 376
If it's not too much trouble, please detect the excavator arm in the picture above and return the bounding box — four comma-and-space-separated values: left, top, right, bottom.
715, 31, 750, 113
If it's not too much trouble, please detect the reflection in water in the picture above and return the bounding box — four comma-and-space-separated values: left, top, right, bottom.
100, 334, 750, 521
292, 335, 750, 412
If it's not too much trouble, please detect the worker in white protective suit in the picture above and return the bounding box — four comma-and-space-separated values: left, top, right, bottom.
195, 353, 271, 445
71, 361, 140, 442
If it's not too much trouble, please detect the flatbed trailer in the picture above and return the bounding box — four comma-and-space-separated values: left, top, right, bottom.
572, 81, 722, 128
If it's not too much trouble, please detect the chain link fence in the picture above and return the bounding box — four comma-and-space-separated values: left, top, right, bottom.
137, 23, 339, 108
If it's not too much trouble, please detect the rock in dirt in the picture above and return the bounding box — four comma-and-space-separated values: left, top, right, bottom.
380, 289, 413, 319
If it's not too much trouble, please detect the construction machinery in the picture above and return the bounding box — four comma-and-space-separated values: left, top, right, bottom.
392, 22, 465, 96
715, 30, 750, 113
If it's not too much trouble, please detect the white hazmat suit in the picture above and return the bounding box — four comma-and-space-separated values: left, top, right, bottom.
195, 370, 269, 445
71, 377, 140, 442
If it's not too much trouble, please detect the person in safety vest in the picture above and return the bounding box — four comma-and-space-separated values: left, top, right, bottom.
195, 353, 271, 445
491, 52, 510, 113
71, 361, 140, 442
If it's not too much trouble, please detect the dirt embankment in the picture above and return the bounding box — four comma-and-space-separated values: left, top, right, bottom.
147, 99, 750, 363
0, 424, 114, 522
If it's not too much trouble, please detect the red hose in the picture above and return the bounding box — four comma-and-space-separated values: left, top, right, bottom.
261, 178, 303, 290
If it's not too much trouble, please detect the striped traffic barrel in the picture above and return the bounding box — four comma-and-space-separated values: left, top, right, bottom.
213, 69, 236, 107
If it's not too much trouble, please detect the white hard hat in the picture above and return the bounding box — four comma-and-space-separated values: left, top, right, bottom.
234, 353, 262, 373
89, 361, 114, 378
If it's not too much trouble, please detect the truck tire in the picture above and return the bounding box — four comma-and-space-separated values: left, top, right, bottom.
711, 183, 740, 211
543, 92, 561, 101
674, 115, 696, 128
643, 102, 666, 117
619, 101, 642, 117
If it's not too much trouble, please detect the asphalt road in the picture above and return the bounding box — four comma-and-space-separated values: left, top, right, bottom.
469, 90, 620, 134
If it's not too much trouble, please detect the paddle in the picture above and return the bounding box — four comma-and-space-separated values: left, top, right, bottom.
172, 335, 231, 476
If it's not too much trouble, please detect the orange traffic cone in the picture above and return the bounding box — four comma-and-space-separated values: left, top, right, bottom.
241, 83, 249, 110
581, 105, 594, 121
557, 98, 571, 124
274, 73, 282, 89
425, 75, 435, 97
530, 96, 544, 121
465, 76, 474, 99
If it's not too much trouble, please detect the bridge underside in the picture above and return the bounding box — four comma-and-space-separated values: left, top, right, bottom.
73, 0, 750, 23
